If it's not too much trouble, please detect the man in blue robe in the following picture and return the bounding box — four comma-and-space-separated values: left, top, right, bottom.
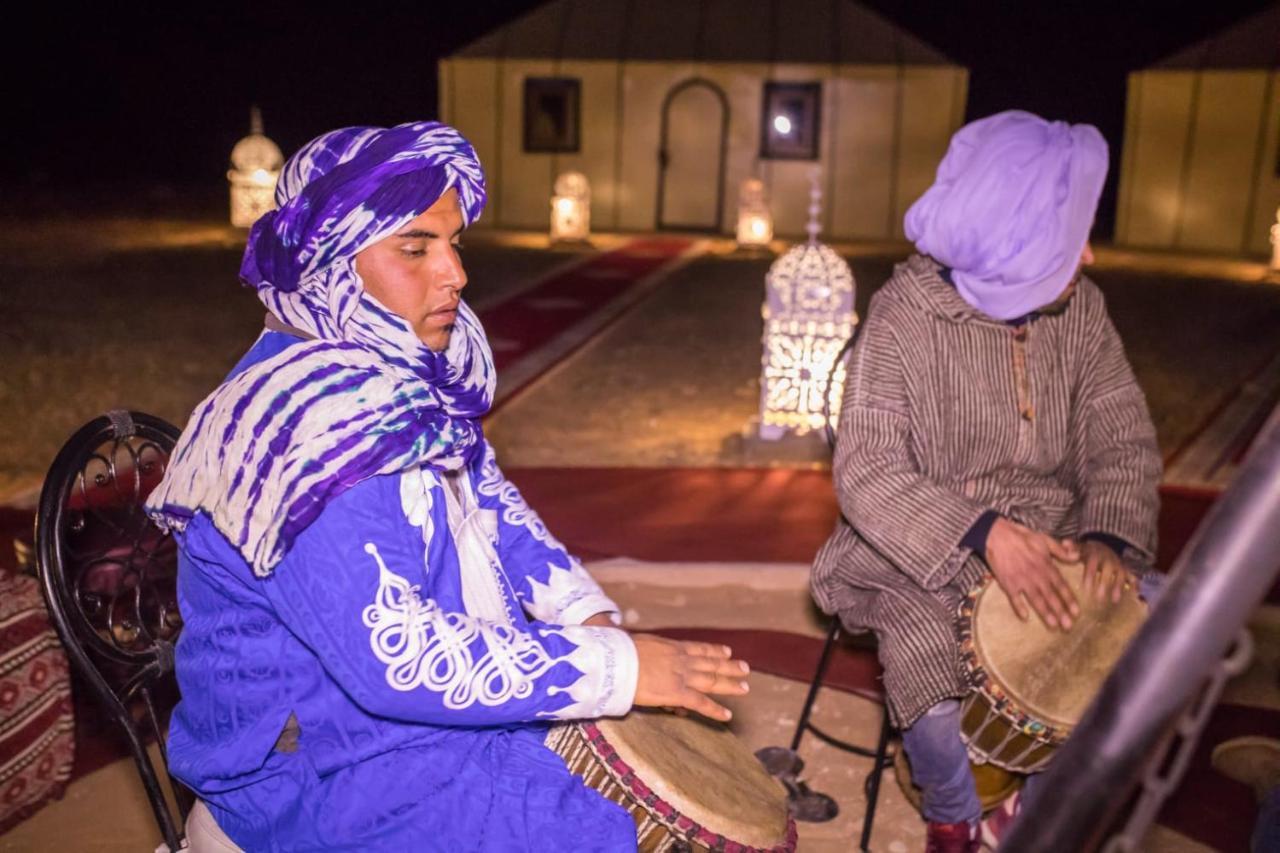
147, 122, 749, 852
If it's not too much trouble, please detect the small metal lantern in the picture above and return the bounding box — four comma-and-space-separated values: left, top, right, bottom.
758, 170, 857, 439
228, 107, 283, 228
737, 178, 773, 247
550, 171, 591, 241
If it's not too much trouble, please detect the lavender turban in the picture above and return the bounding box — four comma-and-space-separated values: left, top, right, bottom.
904, 110, 1107, 320
242, 121, 487, 294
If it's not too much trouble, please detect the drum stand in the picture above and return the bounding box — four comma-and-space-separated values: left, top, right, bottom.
754, 621, 895, 852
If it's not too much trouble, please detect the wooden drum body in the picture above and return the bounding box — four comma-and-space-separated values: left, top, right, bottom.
546, 709, 796, 852
957, 560, 1148, 773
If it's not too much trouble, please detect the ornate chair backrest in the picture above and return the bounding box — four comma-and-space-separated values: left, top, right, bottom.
34, 410, 188, 851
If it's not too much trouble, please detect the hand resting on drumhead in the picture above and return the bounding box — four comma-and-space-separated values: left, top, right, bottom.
1079, 540, 1131, 604
630, 634, 751, 722
984, 517, 1081, 631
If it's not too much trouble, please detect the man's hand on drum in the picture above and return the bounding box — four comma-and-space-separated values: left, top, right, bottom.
1079, 540, 1129, 604
985, 517, 1081, 631
630, 634, 750, 722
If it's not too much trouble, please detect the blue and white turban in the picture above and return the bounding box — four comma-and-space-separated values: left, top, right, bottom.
148, 122, 495, 575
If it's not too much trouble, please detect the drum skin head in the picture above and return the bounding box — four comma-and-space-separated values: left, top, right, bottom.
971, 559, 1147, 729
596, 708, 790, 849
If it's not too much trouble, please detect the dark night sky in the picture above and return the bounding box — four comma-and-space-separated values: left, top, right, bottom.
4, 0, 1274, 232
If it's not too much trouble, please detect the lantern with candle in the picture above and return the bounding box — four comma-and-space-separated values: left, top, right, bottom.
550, 171, 591, 241
757, 170, 857, 439
227, 107, 282, 228
736, 178, 773, 247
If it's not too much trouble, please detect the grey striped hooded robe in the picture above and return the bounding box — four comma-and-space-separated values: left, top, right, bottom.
811, 254, 1161, 728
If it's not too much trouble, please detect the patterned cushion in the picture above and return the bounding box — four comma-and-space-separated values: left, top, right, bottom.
0, 573, 74, 834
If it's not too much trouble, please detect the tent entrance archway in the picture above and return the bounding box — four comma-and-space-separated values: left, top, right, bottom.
656, 78, 729, 232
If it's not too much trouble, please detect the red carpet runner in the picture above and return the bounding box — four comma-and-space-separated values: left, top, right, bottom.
480, 237, 694, 371
478, 236, 696, 409
503, 467, 1238, 576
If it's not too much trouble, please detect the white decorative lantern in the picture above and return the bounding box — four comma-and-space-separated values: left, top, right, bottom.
550, 171, 590, 241
758, 171, 857, 439
228, 107, 283, 228
736, 178, 773, 247
1271, 206, 1280, 271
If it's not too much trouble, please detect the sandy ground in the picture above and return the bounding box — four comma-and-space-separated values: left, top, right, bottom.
2, 560, 1241, 852
5, 220, 1279, 499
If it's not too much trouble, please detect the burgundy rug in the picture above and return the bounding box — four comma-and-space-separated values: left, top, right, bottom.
480, 237, 694, 374
507, 468, 1238, 566
4, 465, 1271, 849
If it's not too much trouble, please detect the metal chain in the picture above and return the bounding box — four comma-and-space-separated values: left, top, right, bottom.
1102, 628, 1254, 853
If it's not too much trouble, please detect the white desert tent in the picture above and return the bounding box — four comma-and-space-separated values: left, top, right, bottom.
1116, 3, 1280, 255
439, 0, 968, 239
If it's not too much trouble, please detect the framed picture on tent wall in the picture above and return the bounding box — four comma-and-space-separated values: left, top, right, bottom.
760, 82, 821, 161
524, 77, 581, 153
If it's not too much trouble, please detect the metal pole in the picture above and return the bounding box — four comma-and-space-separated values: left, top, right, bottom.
1003, 403, 1280, 852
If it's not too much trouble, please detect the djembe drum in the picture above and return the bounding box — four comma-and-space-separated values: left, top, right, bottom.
956, 559, 1148, 772
546, 709, 796, 852
892, 746, 1022, 814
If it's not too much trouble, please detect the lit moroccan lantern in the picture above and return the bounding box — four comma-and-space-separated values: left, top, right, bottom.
757, 173, 857, 439
1271, 206, 1280, 272
227, 107, 283, 228
736, 178, 773, 248
550, 171, 591, 241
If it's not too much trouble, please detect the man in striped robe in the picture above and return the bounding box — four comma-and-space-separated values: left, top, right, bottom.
812, 111, 1162, 852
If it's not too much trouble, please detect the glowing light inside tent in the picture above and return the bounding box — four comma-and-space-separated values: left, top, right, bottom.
736, 178, 773, 247
772, 114, 793, 136
758, 172, 857, 439
550, 171, 591, 241
228, 107, 282, 228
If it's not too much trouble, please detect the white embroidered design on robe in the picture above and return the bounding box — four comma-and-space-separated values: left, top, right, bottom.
476, 446, 565, 550
399, 468, 436, 539
361, 543, 561, 708
400, 467, 515, 625
525, 560, 598, 623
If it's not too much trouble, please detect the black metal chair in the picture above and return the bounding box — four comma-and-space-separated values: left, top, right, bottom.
791, 621, 895, 851
34, 410, 190, 852
758, 619, 895, 852
776, 320, 896, 849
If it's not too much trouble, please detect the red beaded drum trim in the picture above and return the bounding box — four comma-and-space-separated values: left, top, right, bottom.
576, 722, 798, 853
957, 575, 1070, 747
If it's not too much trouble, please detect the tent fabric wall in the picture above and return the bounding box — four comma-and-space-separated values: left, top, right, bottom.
1115, 4, 1280, 256
439, 0, 967, 240
440, 57, 968, 239
1117, 69, 1279, 254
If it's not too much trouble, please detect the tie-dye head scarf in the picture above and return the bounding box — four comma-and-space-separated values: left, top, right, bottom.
147, 121, 493, 575
904, 110, 1107, 321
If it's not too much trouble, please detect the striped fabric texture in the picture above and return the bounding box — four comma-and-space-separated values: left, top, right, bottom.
811, 254, 1161, 727
147, 122, 495, 575
0, 573, 74, 834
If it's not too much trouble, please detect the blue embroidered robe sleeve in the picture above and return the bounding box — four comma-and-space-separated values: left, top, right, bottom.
170, 489, 641, 852
253, 473, 636, 726
473, 442, 623, 626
